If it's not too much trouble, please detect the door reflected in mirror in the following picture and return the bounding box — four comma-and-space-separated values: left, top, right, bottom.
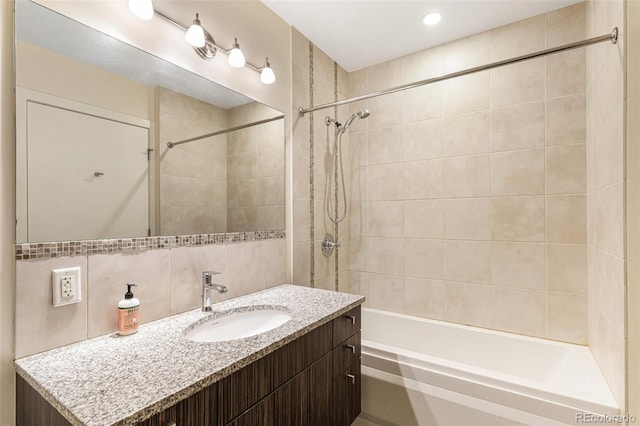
15, 0, 285, 243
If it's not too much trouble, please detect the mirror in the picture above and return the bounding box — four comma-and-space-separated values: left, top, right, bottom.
15, 0, 285, 243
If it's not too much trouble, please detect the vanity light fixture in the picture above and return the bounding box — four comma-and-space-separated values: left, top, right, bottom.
228, 38, 246, 68
128, 4, 276, 84
185, 13, 206, 48
260, 58, 276, 85
423, 11, 442, 25
128, 0, 154, 20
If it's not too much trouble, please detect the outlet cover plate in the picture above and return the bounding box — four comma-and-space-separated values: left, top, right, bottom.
52, 267, 82, 307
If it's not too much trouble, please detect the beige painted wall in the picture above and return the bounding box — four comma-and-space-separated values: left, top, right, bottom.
586, 0, 627, 409
0, 1, 15, 423
346, 4, 589, 344
16, 40, 153, 120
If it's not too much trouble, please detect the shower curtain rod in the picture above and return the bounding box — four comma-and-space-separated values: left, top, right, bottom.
167, 115, 285, 148
298, 27, 619, 117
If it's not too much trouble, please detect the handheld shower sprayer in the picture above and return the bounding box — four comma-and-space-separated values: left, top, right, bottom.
324, 109, 371, 227
325, 109, 370, 134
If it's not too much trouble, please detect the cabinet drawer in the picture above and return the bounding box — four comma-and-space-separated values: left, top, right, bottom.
332, 306, 360, 347
332, 331, 361, 379
332, 360, 361, 426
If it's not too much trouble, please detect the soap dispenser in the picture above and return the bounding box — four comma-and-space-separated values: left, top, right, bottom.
117, 283, 140, 335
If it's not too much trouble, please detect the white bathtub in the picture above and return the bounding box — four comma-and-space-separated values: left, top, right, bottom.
360, 308, 619, 426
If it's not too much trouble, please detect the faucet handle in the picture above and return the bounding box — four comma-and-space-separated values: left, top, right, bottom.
202, 271, 221, 285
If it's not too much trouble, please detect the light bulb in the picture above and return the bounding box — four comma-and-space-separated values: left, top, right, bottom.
228, 38, 246, 68
260, 58, 276, 84
128, 0, 154, 20
423, 12, 442, 25
185, 14, 206, 48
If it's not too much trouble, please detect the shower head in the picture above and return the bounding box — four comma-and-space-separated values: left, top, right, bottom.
341, 109, 370, 132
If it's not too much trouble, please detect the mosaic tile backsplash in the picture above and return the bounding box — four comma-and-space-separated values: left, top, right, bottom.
15, 230, 286, 260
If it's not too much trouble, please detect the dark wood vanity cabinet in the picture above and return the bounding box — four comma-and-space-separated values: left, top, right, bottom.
16, 305, 362, 426
331, 306, 362, 426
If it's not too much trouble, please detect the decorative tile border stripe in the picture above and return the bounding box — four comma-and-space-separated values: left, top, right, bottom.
15, 230, 286, 260
309, 41, 315, 288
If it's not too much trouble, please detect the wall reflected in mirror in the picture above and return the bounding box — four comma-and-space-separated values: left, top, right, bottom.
15, 0, 285, 243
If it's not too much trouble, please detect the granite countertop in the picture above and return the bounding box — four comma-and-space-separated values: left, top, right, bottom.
15, 284, 364, 426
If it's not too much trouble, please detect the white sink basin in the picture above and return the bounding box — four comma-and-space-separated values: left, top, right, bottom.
185, 308, 292, 343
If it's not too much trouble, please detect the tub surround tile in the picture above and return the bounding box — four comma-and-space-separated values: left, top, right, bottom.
546, 95, 586, 147
547, 292, 588, 344
491, 101, 545, 152
403, 277, 445, 320
491, 242, 546, 290
490, 15, 545, 62
547, 194, 587, 244
546, 144, 586, 194
403, 159, 443, 199
443, 73, 490, 116
402, 118, 444, 161
547, 244, 587, 294
490, 58, 545, 108
403, 83, 444, 123
368, 273, 404, 312
403, 200, 444, 239
546, 50, 586, 98
444, 198, 491, 241
443, 154, 491, 197
404, 239, 444, 280
15, 285, 365, 426
445, 282, 491, 328
546, 2, 585, 46
442, 110, 490, 157
444, 240, 491, 285
492, 196, 545, 242
443, 32, 491, 74
492, 287, 546, 337
491, 149, 545, 196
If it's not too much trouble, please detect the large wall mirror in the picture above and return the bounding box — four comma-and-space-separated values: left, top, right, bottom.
15, 0, 285, 243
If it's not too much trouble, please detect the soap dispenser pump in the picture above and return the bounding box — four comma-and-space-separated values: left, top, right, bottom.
117, 283, 140, 335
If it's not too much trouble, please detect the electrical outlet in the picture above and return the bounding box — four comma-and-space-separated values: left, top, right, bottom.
52, 267, 82, 307
61, 275, 74, 299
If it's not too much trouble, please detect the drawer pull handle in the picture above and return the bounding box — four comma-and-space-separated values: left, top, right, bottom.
167, 422, 177, 426
346, 373, 356, 384
344, 315, 356, 324
346, 344, 356, 354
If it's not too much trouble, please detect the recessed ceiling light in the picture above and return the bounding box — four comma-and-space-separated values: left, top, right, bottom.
423, 12, 442, 26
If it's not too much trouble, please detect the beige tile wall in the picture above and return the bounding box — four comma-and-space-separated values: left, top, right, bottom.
586, 0, 626, 408
14, 238, 287, 358
291, 28, 350, 290
347, 3, 589, 344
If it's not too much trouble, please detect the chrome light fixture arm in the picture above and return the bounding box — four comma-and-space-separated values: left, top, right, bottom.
137, 8, 275, 83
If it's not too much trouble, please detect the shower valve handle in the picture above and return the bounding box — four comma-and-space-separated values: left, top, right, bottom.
323, 240, 340, 249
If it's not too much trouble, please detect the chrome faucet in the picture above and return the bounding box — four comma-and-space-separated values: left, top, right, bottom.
202, 271, 227, 312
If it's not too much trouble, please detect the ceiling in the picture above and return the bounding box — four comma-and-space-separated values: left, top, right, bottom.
262, 0, 583, 72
